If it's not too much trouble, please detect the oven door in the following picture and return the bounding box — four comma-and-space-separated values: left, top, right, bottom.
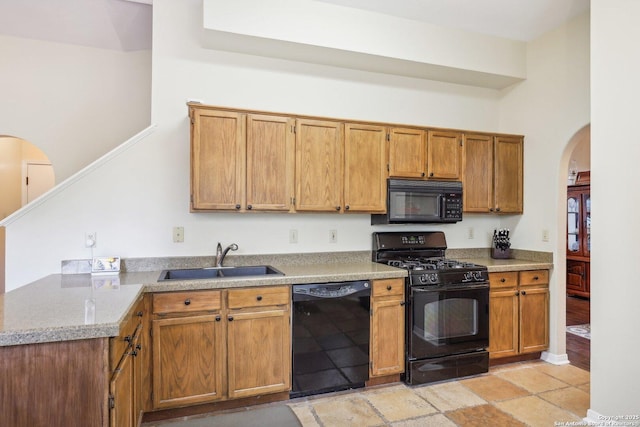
408, 284, 489, 360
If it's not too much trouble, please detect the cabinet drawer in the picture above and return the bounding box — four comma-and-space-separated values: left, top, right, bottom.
519, 270, 549, 286
227, 286, 289, 309
372, 279, 404, 297
489, 272, 518, 289
153, 290, 221, 314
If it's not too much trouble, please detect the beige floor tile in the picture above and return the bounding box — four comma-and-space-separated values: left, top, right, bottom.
391, 413, 458, 427
288, 403, 321, 427
461, 375, 530, 401
495, 395, 582, 426
311, 395, 384, 427
496, 366, 568, 393
578, 382, 590, 394
363, 386, 437, 422
536, 363, 590, 385
539, 386, 590, 417
413, 381, 486, 412
446, 403, 528, 427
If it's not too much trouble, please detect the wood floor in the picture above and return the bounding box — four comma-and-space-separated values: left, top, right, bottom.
566, 295, 590, 371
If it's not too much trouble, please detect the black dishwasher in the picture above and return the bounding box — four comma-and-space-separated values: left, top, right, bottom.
291, 280, 371, 398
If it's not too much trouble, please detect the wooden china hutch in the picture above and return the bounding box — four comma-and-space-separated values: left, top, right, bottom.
566, 171, 590, 298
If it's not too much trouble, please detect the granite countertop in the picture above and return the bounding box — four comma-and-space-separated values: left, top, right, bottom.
1, 251, 552, 347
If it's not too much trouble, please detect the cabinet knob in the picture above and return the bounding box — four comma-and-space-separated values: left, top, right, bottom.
215, 315, 221, 322
500, 278, 506, 283
400, 301, 406, 306
496, 207, 501, 212
184, 299, 191, 306
421, 172, 425, 177
124, 335, 132, 343
521, 290, 527, 296
429, 172, 434, 177
131, 349, 138, 357
336, 206, 341, 211
247, 204, 253, 210
490, 208, 494, 212
256, 295, 263, 301
228, 315, 234, 321
387, 285, 392, 291
533, 276, 539, 280
136, 311, 143, 317
136, 344, 141, 351
345, 205, 350, 211
515, 291, 520, 296
235, 204, 241, 210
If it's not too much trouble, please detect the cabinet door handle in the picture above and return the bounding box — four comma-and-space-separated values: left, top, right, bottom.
515, 291, 520, 296
500, 278, 506, 283
184, 299, 191, 306
336, 206, 341, 211
421, 172, 425, 177
400, 301, 406, 306
124, 335, 132, 343
256, 295, 263, 301
345, 205, 350, 211
215, 315, 221, 322
496, 207, 501, 212
228, 315, 234, 321
533, 276, 539, 280
235, 204, 241, 210
490, 208, 494, 212
521, 290, 527, 296
247, 204, 253, 210
429, 172, 434, 177
387, 285, 392, 291
136, 311, 143, 317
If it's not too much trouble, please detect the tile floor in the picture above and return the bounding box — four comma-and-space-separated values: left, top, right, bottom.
287, 361, 590, 427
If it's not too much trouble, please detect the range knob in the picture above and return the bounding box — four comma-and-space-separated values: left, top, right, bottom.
472, 271, 484, 281
419, 273, 438, 284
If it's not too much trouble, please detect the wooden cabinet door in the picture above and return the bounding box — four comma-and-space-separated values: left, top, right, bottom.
344, 123, 387, 213
427, 130, 462, 180
388, 127, 426, 178
370, 279, 405, 377
494, 135, 523, 213
295, 119, 344, 211
246, 114, 295, 211
226, 307, 291, 399
191, 109, 245, 211
462, 133, 494, 212
110, 352, 134, 427
489, 289, 519, 358
519, 286, 549, 353
152, 315, 224, 409
566, 260, 588, 294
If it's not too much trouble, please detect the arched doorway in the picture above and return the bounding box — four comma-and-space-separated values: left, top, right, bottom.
559, 124, 591, 371
0, 136, 55, 220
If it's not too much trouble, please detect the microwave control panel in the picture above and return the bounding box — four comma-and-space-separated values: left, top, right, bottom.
443, 194, 463, 220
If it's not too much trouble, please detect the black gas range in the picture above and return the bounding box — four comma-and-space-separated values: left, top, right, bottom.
372, 231, 490, 385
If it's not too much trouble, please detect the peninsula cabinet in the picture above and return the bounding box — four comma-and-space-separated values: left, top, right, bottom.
370, 278, 405, 377
463, 134, 523, 214
150, 286, 291, 410
489, 270, 549, 359
190, 108, 296, 212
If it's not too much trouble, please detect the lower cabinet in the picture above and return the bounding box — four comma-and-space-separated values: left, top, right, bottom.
489, 270, 549, 359
370, 278, 405, 377
567, 259, 590, 298
151, 286, 291, 410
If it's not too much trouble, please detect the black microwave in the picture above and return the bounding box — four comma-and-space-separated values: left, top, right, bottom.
371, 179, 463, 224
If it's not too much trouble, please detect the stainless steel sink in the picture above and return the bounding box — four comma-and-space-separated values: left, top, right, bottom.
158, 265, 284, 281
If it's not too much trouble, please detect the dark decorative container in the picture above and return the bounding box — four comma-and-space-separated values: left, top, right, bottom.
491, 248, 512, 259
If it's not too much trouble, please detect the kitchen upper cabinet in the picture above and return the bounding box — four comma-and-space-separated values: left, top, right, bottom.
190, 107, 296, 212
190, 108, 245, 211
343, 123, 387, 212
427, 130, 463, 180
246, 114, 296, 211
494, 135, 523, 213
388, 127, 426, 178
295, 118, 344, 212
489, 270, 549, 359
463, 134, 523, 213
370, 279, 405, 377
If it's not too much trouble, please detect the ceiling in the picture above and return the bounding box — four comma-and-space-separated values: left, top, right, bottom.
0, 0, 589, 51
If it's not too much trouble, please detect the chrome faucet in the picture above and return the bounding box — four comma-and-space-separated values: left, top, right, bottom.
216, 242, 238, 267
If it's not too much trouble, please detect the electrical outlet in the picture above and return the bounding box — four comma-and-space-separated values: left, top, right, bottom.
173, 226, 184, 243
467, 227, 474, 239
85, 232, 97, 248
289, 229, 298, 244
542, 229, 550, 242
329, 229, 338, 243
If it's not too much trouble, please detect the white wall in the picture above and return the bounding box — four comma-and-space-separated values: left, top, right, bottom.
0, 138, 22, 219
0, 35, 151, 182
590, 0, 640, 417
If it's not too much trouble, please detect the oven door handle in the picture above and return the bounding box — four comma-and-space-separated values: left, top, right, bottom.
412, 283, 489, 292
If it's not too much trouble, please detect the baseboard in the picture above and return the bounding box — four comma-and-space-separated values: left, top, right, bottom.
541, 351, 570, 365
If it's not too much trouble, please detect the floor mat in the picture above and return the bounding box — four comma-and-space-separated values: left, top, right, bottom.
142, 405, 302, 427
567, 324, 590, 339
